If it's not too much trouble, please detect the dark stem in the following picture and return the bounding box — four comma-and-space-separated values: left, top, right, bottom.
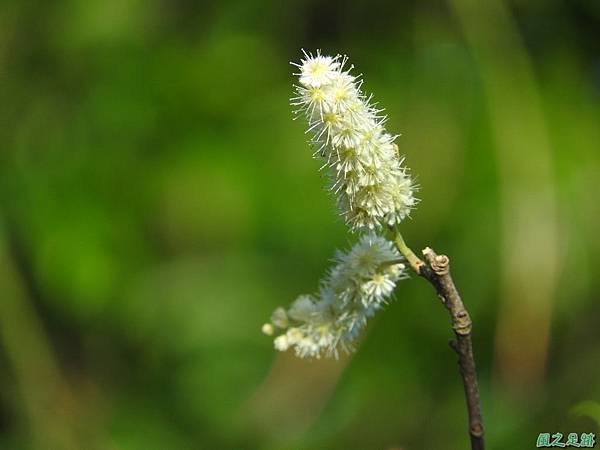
394, 232, 485, 450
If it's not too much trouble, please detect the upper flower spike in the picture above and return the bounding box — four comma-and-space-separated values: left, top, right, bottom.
291, 50, 417, 231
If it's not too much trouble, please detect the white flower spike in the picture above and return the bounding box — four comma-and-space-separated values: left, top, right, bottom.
265, 235, 407, 359
291, 50, 417, 231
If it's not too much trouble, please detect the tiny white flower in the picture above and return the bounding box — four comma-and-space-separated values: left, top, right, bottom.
330, 122, 364, 149
285, 327, 304, 345
323, 71, 359, 113
274, 335, 289, 351
288, 295, 317, 322
291, 85, 327, 118
362, 273, 397, 304
296, 51, 340, 88
271, 307, 288, 328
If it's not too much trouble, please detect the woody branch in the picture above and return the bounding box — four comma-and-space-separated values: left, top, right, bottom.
394, 231, 485, 450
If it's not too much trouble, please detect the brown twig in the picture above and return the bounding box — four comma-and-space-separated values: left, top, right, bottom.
394, 232, 485, 450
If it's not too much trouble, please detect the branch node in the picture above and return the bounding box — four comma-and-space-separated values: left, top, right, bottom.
454, 311, 472, 335
422, 247, 450, 275
471, 423, 484, 437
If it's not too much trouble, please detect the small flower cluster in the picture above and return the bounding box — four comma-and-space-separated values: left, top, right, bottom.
291, 50, 416, 231
263, 235, 407, 358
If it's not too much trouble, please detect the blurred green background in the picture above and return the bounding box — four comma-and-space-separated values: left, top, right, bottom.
1, 0, 599, 449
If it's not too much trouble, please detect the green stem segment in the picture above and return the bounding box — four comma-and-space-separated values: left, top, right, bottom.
393, 229, 485, 450
393, 231, 425, 273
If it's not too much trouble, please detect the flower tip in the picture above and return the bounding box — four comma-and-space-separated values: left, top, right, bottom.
274, 335, 289, 351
